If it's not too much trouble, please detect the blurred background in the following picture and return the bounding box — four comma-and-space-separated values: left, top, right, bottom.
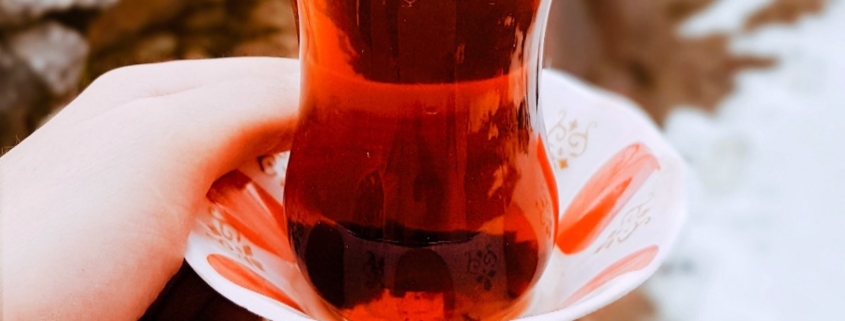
2, 0, 843, 320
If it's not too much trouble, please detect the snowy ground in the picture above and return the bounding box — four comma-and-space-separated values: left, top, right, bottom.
646, 0, 845, 320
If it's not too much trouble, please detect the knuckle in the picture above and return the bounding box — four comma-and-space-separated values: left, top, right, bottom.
88, 65, 141, 91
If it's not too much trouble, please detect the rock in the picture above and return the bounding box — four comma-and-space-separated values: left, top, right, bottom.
545, 0, 777, 124
132, 32, 178, 62
232, 32, 297, 58
577, 289, 656, 321
660, 0, 717, 22
744, 0, 826, 31
84, 0, 299, 80
544, 0, 602, 76
0, 43, 51, 149
180, 33, 232, 58
182, 5, 228, 32
181, 47, 212, 60
0, 0, 118, 26
666, 35, 773, 110
8, 22, 88, 96
243, 0, 295, 35
86, 0, 190, 53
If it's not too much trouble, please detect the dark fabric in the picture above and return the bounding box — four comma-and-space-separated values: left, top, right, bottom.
140, 261, 262, 321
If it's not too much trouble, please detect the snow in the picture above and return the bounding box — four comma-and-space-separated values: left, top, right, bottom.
647, 1, 845, 320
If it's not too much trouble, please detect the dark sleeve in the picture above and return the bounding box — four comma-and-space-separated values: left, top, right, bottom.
140, 261, 263, 321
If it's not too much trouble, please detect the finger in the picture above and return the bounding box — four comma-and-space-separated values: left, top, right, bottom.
108, 73, 300, 186
52, 57, 300, 125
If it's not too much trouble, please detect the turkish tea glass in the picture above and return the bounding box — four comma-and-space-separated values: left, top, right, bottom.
283, 1, 557, 320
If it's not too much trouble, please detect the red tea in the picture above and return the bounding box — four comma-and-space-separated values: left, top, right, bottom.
284, 1, 555, 320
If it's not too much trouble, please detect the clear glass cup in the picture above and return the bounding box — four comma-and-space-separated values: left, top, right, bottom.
283, 1, 557, 320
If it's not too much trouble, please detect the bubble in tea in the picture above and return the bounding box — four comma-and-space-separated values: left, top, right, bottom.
283, 0, 556, 320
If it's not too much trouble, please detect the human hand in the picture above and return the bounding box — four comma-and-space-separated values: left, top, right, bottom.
0, 57, 300, 321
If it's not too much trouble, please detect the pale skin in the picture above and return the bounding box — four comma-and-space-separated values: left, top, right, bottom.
1, 58, 301, 320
